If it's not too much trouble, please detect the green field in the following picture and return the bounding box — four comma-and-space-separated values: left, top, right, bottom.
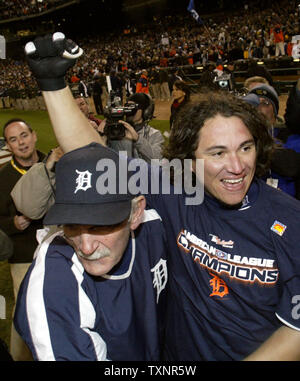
0, 108, 169, 350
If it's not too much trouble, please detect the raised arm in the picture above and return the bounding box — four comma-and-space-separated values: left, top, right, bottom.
42, 87, 102, 152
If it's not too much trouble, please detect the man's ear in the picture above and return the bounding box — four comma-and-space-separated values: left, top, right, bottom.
129, 195, 146, 231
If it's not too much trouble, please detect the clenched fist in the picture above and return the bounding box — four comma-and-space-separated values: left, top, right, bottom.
25, 32, 83, 91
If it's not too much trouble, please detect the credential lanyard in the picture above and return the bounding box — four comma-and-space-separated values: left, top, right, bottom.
10, 158, 27, 175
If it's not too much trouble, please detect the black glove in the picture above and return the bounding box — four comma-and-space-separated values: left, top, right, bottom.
25, 32, 83, 91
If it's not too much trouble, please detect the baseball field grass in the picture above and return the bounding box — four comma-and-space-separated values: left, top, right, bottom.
0, 108, 169, 349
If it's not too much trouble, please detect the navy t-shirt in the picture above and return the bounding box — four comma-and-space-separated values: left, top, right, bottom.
146, 177, 300, 360
14, 210, 168, 361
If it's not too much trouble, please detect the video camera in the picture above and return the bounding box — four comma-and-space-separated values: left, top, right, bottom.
103, 75, 138, 140
103, 96, 138, 140
213, 73, 233, 91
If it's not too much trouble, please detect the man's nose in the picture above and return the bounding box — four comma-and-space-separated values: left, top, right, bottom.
225, 153, 244, 174
79, 233, 98, 256
17, 137, 25, 145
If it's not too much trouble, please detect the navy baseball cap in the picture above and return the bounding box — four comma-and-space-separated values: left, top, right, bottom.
249, 84, 279, 116
241, 93, 260, 107
44, 143, 135, 226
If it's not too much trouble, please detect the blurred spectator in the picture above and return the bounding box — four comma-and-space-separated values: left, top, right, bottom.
248, 84, 300, 199
244, 75, 270, 90
170, 80, 191, 129
0, 0, 298, 98
158, 68, 171, 101
92, 75, 104, 115
109, 70, 123, 102
136, 69, 149, 94
271, 24, 285, 57
74, 96, 102, 129
149, 68, 161, 100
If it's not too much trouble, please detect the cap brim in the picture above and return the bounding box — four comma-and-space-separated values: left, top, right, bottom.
43, 200, 132, 226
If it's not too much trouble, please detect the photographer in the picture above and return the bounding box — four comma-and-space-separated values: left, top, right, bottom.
103, 93, 164, 163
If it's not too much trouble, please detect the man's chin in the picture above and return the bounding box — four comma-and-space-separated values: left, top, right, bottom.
16, 152, 34, 161
218, 199, 243, 210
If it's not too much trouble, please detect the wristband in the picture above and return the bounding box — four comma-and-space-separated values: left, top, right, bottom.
36, 77, 67, 92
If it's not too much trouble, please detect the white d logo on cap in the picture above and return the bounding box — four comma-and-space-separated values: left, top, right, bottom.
74, 169, 92, 194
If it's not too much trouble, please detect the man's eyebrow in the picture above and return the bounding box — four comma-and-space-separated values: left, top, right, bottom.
205, 139, 255, 152
7, 135, 17, 141
205, 145, 226, 152
240, 139, 255, 146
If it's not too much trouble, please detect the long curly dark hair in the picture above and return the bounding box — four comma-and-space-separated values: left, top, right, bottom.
163, 91, 274, 178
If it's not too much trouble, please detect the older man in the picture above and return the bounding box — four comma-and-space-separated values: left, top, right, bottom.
14, 143, 167, 361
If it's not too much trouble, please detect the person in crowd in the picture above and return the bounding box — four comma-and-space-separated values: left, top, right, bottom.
242, 88, 300, 200
96, 71, 109, 110
223, 61, 237, 90
168, 69, 183, 94
14, 143, 168, 361
274, 79, 300, 199
100, 92, 164, 162
78, 76, 90, 98
283, 78, 300, 146
1, 0, 299, 95
170, 80, 191, 129
0, 118, 45, 361
109, 70, 123, 102
244, 76, 270, 91
124, 72, 136, 99
22, 33, 300, 361
91, 75, 104, 115
248, 83, 300, 199
271, 24, 285, 57
158, 68, 171, 102
75, 95, 102, 129
136, 69, 149, 94
148, 67, 161, 100
249, 83, 280, 131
